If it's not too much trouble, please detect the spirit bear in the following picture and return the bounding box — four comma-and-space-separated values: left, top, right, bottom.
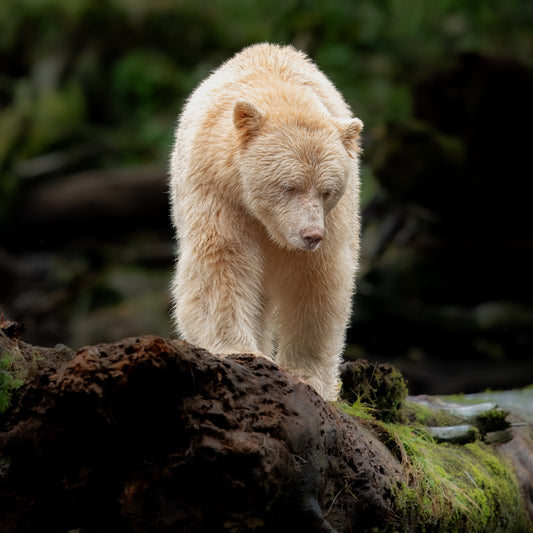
169, 43, 363, 401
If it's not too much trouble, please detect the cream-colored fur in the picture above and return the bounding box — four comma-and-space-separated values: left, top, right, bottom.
169, 43, 363, 401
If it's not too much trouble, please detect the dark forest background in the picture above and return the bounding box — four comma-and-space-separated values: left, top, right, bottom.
1, 0, 533, 394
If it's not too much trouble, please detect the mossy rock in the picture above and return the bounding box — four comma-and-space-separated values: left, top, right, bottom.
339, 359, 408, 421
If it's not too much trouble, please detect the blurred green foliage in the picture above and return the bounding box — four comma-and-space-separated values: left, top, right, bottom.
1, 1, 532, 389
0, 0, 531, 198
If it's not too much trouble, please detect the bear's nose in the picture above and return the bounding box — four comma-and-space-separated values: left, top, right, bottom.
300, 227, 323, 249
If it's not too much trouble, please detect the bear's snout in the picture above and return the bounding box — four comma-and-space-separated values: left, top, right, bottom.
300, 227, 323, 250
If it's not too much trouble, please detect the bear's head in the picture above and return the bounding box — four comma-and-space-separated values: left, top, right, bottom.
233, 100, 363, 251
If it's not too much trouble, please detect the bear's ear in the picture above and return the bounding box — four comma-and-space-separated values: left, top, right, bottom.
338, 117, 364, 155
233, 100, 263, 143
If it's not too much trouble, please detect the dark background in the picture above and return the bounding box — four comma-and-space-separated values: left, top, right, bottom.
1, 0, 532, 394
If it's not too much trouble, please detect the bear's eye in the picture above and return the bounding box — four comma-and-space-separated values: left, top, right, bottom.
282, 184, 296, 193
322, 190, 332, 199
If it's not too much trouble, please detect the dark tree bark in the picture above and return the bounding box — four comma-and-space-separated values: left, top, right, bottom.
0, 336, 404, 532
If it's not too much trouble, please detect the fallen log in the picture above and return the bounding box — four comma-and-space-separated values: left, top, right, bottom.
5, 165, 171, 249
0, 334, 531, 532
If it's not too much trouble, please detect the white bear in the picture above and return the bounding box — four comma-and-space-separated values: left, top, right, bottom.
169, 43, 363, 401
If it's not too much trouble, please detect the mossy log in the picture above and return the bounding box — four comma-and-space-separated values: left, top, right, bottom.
0, 333, 532, 532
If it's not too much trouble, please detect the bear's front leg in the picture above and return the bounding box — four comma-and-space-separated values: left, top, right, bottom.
274, 251, 355, 401
171, 202, 265, 357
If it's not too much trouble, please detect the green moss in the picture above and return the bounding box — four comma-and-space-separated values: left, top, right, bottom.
474, 409, 510, 435
335, 398, 376, 421
0, 339, 74, 416
402, 400, 510, 437
402, 401, 462, 427
444, 393, 485, 404
338, 388, 531, 531
340, 359, 408, 421
386, 424, 531, 532
0, 353, 24, 413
